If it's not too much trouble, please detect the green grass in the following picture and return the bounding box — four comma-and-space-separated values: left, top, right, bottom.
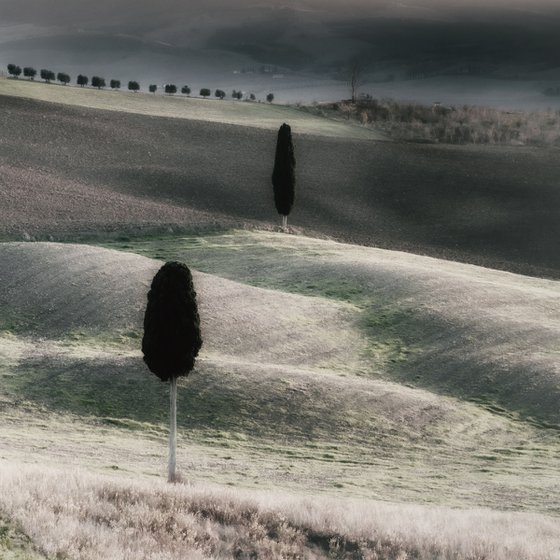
0, 77, 382, 140
0, 516, 44, 560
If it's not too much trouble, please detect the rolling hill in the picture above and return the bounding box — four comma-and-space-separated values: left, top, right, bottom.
0, 238, 559, 508
0, 77, 559, 558
0, 235, 559, 557
1, 78, 560, 279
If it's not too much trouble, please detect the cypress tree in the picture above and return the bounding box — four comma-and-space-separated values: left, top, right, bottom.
142, 261, 202, 482
272, 123, 296, 229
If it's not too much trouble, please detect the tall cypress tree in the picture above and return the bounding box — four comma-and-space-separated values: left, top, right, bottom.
142, 261, 202, 482
272, 123, 296, 229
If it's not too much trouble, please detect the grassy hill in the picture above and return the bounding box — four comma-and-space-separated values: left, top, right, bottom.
1, 236, 559, 505
0, 77, 380, 139
1, 77, 559, 558
0, 234, 559, 557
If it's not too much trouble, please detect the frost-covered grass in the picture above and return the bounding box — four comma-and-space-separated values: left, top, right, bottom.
1, 463, 559, 560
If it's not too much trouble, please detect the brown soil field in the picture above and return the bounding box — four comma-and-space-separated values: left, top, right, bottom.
1, 94, 560, 278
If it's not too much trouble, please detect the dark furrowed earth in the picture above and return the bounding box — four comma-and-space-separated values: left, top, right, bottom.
2, 94, 560, 278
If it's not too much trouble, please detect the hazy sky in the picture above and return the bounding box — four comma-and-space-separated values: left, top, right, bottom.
2, 0, 560, 107
1, 0, 560, 27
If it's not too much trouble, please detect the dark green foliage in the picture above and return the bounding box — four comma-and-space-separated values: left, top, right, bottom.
91, 76, 105, 89
57, 72, 70, 85
266, 93, 274, 103
40, 69, 55, 83
215, 89, 226, 99
149, 84, 157, 94
128, 81, 139, 92
249, 93, 256, 101
7, 64, 21, 78
142, 262, 202, 382
77, 74, 88, 87
199, 88, 211, 98
23, 67, 36, 79
232, 90, 242, 100
165, 84, 177, 95
181, 85, 190, 95
111, 79, 121, 89
272, 123, 296, 217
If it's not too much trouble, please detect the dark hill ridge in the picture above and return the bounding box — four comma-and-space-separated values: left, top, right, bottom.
1, 94, 560, 278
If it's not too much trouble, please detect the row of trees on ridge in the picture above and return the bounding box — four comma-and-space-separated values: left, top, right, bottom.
7, 64, 275, 102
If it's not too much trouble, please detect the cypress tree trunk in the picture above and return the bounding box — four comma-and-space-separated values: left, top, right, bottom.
168, 376, 177, 482
282, 215, 288, 229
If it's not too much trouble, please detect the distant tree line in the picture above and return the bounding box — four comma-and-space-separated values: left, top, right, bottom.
5, 63, 275, 102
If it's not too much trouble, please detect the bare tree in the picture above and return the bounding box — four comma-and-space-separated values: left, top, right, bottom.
349, 59, 365, 103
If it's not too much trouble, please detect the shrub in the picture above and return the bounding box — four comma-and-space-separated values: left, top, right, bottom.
314, 99, 560, 146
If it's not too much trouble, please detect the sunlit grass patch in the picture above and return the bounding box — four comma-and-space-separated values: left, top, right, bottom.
0, 77, 382, 140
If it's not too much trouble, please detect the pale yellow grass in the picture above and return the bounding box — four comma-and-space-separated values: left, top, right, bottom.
0, 77, 382, 140
1, 462, 559, 560
0, 241, 365, 371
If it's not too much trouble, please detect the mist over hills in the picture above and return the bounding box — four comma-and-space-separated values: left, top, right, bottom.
2, 1, 560, 105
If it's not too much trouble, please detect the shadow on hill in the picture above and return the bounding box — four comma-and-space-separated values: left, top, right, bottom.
2, 95, 560, 277
5, 349, 484, 451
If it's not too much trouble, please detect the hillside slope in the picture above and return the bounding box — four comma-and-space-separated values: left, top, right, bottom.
0, 237, 558, 516
1, 86, 559, 278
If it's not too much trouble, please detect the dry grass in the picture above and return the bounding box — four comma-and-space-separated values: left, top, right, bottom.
1, 463, 559, 560
1, 237, 559, 516
307, 99, 560, 145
